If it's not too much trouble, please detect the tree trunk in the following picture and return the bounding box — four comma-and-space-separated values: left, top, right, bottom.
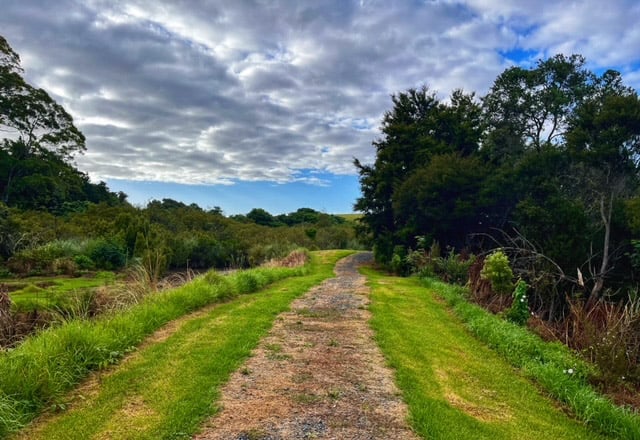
587, 192, 613, 308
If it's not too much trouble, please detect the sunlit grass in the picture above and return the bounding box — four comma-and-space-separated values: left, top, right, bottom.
363, 267, 609, 440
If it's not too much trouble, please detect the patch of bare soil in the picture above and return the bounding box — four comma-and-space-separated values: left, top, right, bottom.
194, 252, 419, 440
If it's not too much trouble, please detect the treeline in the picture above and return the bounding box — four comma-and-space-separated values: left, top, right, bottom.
356, 54, 640, 318
0, 200, 358, 277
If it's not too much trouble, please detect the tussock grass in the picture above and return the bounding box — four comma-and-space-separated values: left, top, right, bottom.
364, 267, 609, 439
423, 277, 640, 440
0, 251, 352, 438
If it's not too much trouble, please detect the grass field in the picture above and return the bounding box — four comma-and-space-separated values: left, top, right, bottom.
9, 250, 352, 440
363, 266, 609, 440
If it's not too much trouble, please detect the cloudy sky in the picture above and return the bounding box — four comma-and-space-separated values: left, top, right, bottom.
2, 1, 639, 214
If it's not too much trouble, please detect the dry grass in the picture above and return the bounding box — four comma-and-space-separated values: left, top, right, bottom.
261, 249, 310, 268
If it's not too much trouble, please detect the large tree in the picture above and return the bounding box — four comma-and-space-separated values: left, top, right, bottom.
356, 54, 640, 312
354, 87, 483, 260
0, 35, 86, 205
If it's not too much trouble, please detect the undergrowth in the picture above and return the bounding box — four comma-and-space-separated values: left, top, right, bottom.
423, 277, 640, 440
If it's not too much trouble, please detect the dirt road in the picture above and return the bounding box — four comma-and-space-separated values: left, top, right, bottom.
194, 252, 419, 440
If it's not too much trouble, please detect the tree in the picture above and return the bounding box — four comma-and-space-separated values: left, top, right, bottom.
0, 35, 86, 205
482, 54, 594, 158
355, 87, 482, 261
565, 78, 640, 304
393, 153, 487, 250
246, 208, 281, 227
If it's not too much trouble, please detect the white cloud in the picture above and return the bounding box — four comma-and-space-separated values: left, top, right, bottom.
2, 0, 638, 186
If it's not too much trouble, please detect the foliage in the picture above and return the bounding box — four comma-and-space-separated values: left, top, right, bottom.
506, 280, 530, 325
0, 36, 123, 212
355, 52, 640, 323
434, 250, 475, 285
480, 250, 514, 295
86, 239, 126, 270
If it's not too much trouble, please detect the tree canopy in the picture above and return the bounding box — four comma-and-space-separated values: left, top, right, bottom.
356, 54, 640, 313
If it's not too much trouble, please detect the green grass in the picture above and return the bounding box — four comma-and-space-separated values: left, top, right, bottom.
0, 250, 353, 438
363, 267, 610, 440
7, 272, 117, 311
423, 277, 640, 440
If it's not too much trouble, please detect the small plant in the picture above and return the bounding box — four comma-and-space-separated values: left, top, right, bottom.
480, 250, 514, 295
74, 255, 95, 271
506, 279, 529, 325
390, 245, 409, 276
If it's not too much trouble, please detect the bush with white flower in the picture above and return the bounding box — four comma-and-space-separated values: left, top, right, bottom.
506, 279, 529, 325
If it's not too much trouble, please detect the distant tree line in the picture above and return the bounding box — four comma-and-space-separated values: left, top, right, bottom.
355, 54, 640, 317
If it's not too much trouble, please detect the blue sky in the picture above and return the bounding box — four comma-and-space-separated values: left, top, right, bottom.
2, 1, 639, 215
108, 174, 361, 215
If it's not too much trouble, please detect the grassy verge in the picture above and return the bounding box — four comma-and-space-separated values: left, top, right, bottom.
363, 267, 609, 440
0, 250, 353, 438
422, 277, 640, 440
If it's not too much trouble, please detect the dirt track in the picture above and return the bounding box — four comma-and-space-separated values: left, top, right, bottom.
193, 252, 419, 440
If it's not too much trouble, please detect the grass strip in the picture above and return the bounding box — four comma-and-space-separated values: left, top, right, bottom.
11, 249, 353, 440
363, 267, 609, 440
0, 250, 351, 438
422, 277, 640, 440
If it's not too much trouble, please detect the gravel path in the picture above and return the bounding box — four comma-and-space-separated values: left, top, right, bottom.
193, 252, 419, 440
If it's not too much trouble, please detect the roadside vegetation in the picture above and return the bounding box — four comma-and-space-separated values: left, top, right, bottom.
0, 250, 351, 438
355, 54, 640, 408
364, 266, 608, 439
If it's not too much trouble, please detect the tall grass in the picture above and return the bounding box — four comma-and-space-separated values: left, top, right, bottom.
0, 261, 311, 437
424, 277, 640, 439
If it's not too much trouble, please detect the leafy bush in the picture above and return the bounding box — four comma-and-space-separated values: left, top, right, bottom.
434, 251, 475, 285
390, 245, 409, 275
480, 250, 514, 295
506, 279, 529, 325
74, 255, 95, 271
86, 239, 126, 270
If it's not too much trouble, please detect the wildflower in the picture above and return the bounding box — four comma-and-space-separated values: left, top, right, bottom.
567, 368, 574, 374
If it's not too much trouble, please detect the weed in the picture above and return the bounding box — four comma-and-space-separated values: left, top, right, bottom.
327, 388, 342, 400
294, 392, 321, 404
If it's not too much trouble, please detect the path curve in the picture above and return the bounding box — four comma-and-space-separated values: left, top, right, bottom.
194, 252, 419, 440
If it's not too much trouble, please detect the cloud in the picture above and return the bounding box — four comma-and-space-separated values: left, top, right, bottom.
1, 0, 638, 186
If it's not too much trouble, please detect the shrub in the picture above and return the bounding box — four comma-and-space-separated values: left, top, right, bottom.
52, 258, 78, 276
480, 250, 514, 295
86, 239, 126, 270
74, 255, 95, 271
391, 245, 409, 276
506, 279, 530, 325
434, 251, 475, 285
